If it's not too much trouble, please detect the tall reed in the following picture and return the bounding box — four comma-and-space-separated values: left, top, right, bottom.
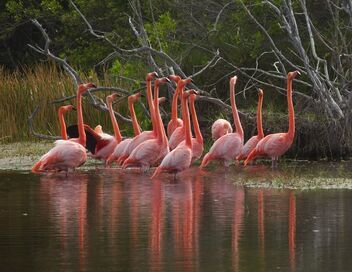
0, 64, 143, 142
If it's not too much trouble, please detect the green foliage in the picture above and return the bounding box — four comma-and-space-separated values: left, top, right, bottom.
145, 11, 177, 53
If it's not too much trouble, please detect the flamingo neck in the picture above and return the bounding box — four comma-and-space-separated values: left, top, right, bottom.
129, 99, 141, 136
230, 79, 243, 141
171, 86, 180, 121
153, 83, 165, 143
190, 97, 203, 143
58, 109, 68, 140
107, 99, 122, 142
287, 77, 295, 140
257, 95, 264, 138
77, 92, 86, 146
181, 95, 192, 148
147, 79, 157, 135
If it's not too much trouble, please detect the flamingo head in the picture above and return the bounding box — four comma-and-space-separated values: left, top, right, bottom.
155, 77, 170, 86
58, 105, 75, 115
183, 89, 197, 99
188, 89, 199, 102
168, 74, 181, 83
106, 92, 120, 104
158, 97, 167, 104
230, 76, 238, 85
128, 92, 141, 103
258, 88, 263, 97
288, 70, 301, 80
78, 82, 96, 94
146, 71, 158, 81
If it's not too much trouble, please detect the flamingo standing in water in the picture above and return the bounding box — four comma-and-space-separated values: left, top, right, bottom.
122, 77, 170, 171
58, 105, 75, 140
178, 91, 203, 162
88, 93, 123, 162
151, 88, 196, 178
118, 72, 159, 164
106, 92, 141, 165
200, 76, 243, 168
237, 89, 264, 161
168, 75, 192, 150
32, 83, 96, 173
211, 119, 233, 141
244, 71, 300, 168
167, 75, 183, 138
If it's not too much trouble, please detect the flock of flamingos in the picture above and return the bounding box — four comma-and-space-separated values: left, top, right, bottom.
31, 70, 300, 178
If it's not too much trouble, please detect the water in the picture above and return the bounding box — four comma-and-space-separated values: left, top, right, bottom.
1, 165, 352, 271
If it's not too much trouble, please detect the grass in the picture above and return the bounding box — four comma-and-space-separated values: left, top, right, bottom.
0, 64, 145, 143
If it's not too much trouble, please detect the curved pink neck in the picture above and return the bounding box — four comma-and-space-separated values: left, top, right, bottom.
153, 82, 165, 143
190, 96, 203, 143
129, 99, 141, 136
77, 91, 86, 146
147, 79, 157, 134
58, 109, 68, 140
230, 78, 243, 141
181, 94, 192, 148
257, 94, 264, 138
287, 76, 295, 140
107, 99, 122, 142
171, 86, 180, 121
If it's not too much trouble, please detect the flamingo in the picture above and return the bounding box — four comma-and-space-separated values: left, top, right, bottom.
167, 75, 183, 138
178, 91, 203, 162
211, 119, 233, 141
58, 105, 75, 140
200, 76, 243, 168
168, 75, 191, 150
244, 71, 300, 168
237, 89, 264, 161
106, 92, 142, 165
31, 83, 96, 173
88, 93, 123, 162
151, 88, 195, 179
118, 72, 159, 164
122, 77, 170, 171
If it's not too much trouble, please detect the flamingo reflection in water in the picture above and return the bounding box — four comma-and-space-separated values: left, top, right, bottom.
39, 174, 89, 271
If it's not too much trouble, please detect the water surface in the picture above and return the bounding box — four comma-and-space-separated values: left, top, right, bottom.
1, 164, 352, 271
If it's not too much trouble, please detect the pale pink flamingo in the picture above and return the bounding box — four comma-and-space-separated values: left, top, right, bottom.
106, 92, 141, 165
32, 83, 96, 173
200, 76, 244, 168
244, 71, 300, 168
118, 72, 159, 164
122, 77, 170, 171
89, 93, 122, 162
58, 105, 75, 140
237, 89, 264, 161
178, 91, 203, 162
211, 119, 233, 141
167, 75, 183, 138
151, 87, 195, 179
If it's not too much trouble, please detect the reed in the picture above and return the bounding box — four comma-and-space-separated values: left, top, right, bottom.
0, 64, 142, 142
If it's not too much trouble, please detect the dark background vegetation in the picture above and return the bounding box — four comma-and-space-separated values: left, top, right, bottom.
1, 0, 352, 160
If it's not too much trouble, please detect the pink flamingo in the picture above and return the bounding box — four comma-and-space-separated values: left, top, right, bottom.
32, 83, 96, 173
167, 75, 183, 138
151, 87, 195, 179
118, 72, 159, 164
89, 93, 123, 162
211, 119, 233, 141
58, 105, 75, 140
244, 71, 300, 167
122, 77, 170, 171
200, 76, 243, 168
178, 91, 203, 162
237, 89, 264, 161
106, 92, 141, 165
168, 75, 191, 150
